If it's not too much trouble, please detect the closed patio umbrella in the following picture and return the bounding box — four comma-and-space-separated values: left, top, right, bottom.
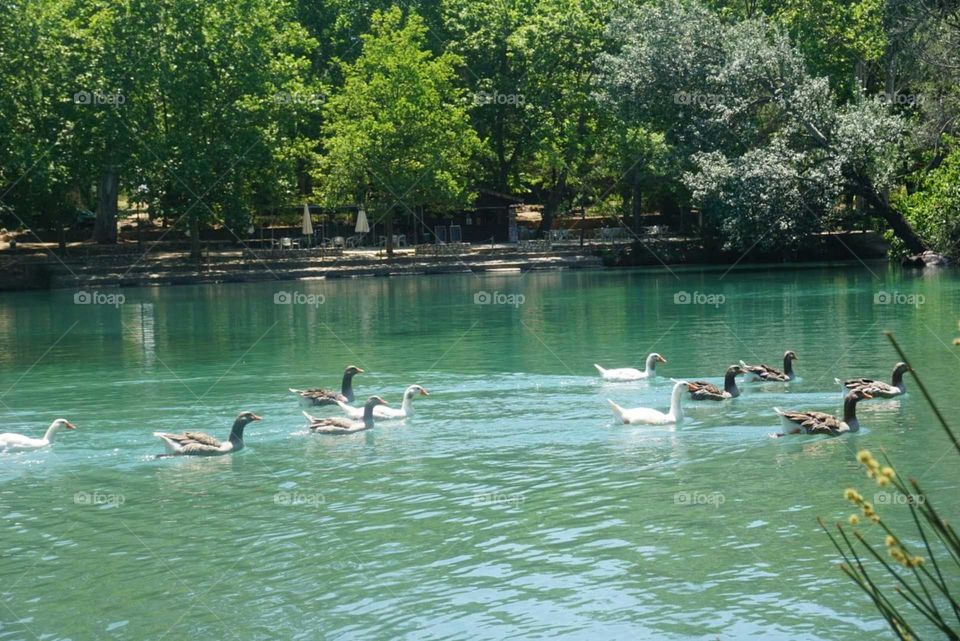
355, 206, 370, 234
302, 203, 313, 237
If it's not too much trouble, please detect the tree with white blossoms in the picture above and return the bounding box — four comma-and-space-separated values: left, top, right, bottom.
598, 0, 927, 254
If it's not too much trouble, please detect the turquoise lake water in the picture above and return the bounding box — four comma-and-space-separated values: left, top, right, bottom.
1, 265, 958, 640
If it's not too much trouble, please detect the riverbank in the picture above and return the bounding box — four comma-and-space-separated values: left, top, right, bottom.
0, 230, 890, 291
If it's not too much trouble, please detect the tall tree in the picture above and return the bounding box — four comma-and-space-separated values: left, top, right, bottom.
599, 0, 927, 253
316, 6, 481, 257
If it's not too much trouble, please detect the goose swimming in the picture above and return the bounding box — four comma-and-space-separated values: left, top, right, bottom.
336, 385, 428, 420
595, 353, 667, 381
686, 365, 745, 401
836, 362, 909, 398
304, 396, 388, 434
608, 380, 688, 425
0, 419, 76, 452
740, 351, 798, 382
290, 365, 364, 406
154, 411, 261, 457
772, 389, 872, 437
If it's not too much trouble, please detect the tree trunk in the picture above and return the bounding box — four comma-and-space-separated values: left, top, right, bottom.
537, 171, 567, 238
385, 209, 394, 259
94, 168, 118, 244
850, 174, 927, 254
189, 215, 201, 261
631, 171, 643, 234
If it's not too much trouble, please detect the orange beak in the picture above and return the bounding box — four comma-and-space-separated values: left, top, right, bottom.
658, 356, 668, 364
862, 391, 873, 399
65, 421, 77, 430
251, 414, 262, 421
355, 368, 365, 374
420, 388, 429, 396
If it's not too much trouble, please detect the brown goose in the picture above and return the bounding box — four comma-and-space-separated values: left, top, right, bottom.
290, 365, 364, 406
154, 411, 261, 457
772, 389, 872, 437
836, 362, 909, 398
686, 365, 745, 401
740, 351, 798, 382
303, 396, 388, 434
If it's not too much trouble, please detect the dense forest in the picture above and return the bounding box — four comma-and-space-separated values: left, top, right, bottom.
0, 0, 958, 258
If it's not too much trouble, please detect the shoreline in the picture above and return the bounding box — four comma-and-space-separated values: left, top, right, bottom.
0, 231, 895, 291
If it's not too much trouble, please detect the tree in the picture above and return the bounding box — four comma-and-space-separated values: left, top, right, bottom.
134, 0, 318, 260
898, 139, 960, 257
599, 0, 927, 253
512, 0, 611, 236
316, 6, 481, 257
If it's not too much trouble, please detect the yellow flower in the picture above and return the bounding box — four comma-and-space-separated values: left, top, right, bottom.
910, 556, 924, 567
844, 488, 863, 504
869, 514, 881, 524
848, 515, 860, 526
877, 476, 889, 487
881, 467, 895, 479
885, 535, 896, 547
857, 450, 872, 464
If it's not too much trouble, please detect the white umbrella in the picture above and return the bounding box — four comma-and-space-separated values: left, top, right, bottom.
301, 203, 313, 236
355, 206, 370, 234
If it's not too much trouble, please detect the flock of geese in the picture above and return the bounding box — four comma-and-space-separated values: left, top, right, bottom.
0, 352, 910, 457
600, 351, 909, 435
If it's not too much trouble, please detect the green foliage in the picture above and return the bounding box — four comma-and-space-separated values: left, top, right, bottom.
316, 6, 481, 235
898, 141, 960, 257
599, 0, 912, 252
2, 0, 959, 255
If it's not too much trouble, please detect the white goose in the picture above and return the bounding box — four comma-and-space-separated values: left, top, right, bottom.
0, 419, 76, 451
595, 353, 667, 381
608, 380, 688, 425
336, 385, 428, 420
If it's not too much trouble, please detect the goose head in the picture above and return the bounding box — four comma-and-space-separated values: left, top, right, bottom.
842, 388, 873, 425
51, 418, 77, 431
404, 385, 429, 399
43, 419, 76, 442
891, 362, 910, 385
230, 411, 261, 440
364, 395, 389, 409
645, 353, 667, 373
344, 365, 364, 378
783, 350, 799, 363
235, 411, 262, 426
726, 364, 745, 377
